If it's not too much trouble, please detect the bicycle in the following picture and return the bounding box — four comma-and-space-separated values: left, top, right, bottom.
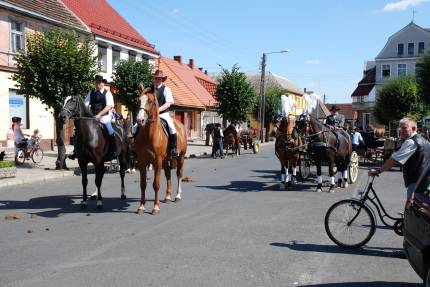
324, 175, 404, 248
15, 135, 44, 165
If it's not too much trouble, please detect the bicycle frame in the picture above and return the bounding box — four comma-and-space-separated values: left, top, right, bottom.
348, 176, 402, 228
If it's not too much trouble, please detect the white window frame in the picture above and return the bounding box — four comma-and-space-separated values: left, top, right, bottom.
10, 19, 25, 53
408, 42, 414, 56
382, 64, 390, 78
112, 46, 121, 68
397, 63, 407, 76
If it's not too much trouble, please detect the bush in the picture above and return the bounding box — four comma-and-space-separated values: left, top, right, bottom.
0, 161, 15, 168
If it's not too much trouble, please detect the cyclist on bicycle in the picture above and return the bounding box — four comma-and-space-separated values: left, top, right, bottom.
12, 117, 29, 149
368, 118, 430, 199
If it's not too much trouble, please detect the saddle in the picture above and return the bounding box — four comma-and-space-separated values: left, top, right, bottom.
160, 118, 170, 137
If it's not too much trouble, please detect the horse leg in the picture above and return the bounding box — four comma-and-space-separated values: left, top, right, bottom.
95, 164, 104, 209
292, 156, 298, 185
316, 159, 323, 192
175, 156, 185, 202
287, 164, 292, 187
137, 163, 147, 215
329, 160, 336, 192
79, 162, 88, 209
152, 160, 162, 214
280, 164, 286, 190
343, 167, 349, 188
162, 161, 173, 202
119, 153, 126, 199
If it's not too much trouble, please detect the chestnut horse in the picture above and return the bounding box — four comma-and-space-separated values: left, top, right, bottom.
223, 124, 240, 156
275, 117, 302, 189
135, 84, 187, 215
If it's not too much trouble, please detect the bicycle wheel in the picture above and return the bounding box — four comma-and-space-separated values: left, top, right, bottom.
31, 147, 44, 164
325, 199, 375, 248
15, 149, 26, 165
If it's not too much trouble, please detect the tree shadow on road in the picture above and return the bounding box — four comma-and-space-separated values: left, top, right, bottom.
0, 195, 142, 218
270, 241, 404, 259
298, 282, 420, 287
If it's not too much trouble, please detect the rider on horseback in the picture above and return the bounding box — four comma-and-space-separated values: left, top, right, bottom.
153, 70, 179, 158
326, 105, 345, 149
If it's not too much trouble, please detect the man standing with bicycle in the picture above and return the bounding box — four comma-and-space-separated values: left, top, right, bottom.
369, 118, 430, 199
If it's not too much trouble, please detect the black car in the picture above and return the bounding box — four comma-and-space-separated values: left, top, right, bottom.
404, 165, 430, 286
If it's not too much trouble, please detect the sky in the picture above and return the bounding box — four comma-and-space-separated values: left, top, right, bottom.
108, 0, 430, 104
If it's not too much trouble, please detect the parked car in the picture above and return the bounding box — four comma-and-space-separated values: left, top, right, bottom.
404, 164, 430, 286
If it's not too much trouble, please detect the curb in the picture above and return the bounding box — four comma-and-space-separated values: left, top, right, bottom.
0, 169, 75, 189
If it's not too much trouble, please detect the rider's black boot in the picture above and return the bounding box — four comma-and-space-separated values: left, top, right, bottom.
169, 133, 179, 158
68, 150, 77, 160
108, 134, 117, 160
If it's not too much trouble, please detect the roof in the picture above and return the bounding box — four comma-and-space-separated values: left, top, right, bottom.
1, 0, 88, 32
61, 0, 157, 54
245, 72, 303, 96
351, 67, 376, 98
159, 57, 217, 108
326, 103, 354, 120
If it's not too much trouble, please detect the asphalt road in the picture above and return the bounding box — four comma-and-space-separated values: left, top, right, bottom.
0, 144, 422, 287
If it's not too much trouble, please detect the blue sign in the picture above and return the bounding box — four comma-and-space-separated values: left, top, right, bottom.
9, 98, 24, 106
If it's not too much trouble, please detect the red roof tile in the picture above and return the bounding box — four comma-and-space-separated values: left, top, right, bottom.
61, 0, 157, 54
351, 67, 375, 98
159, 57, 204, 109
326, 103, 354, 120
160, 57, 217, 108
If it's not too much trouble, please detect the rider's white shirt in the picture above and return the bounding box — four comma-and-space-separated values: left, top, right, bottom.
84, 88, 114, 123
158, 84, 174, 104
391, 132, 418, 165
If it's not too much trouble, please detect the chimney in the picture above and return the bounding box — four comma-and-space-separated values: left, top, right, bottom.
198, 67, 203, 71
204, 70, 208, 75
188, 59, 194, 69
173, 55, 182, 64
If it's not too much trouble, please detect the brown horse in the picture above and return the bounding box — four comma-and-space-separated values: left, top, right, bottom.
59, 95, 130, 209
134, 84, 187, 215
275, 117, 302, 188
367, 124, 386, 137
223, 124, 240, 156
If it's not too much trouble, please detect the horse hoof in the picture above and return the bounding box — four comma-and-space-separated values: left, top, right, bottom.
152, 209, 160, 215
90, 195, 97, 200
316, 188, 322, 193
329, 185, 336, 193
136, 208, 145, 215
343, 182, 349, 188
80, 202, 87, 209
174, 197, 181, 203
287, 181, 292, 187
162, 198, 172, 203
121, 194, 127, 200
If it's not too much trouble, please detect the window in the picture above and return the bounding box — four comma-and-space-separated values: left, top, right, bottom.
128, 51, 136, 62
9, 90, 28, 129
382, 64, 390, 78
363, 113, 371, 128
408, 43, 414, 56
398, 64, 407, 76
419, 42, 425, 55
398, 43, 404, 56
98, 45, 107, 72
10, 20, 24, 52
112, 46, 120, 68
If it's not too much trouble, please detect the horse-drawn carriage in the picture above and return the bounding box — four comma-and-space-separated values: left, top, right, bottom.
239, 129, 259, 154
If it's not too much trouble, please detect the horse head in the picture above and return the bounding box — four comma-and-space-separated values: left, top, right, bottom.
59, 95, 86, 123
296, 113, 310, 135
137, 83, 158, 124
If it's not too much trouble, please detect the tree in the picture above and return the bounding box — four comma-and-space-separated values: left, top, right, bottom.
253, 86, 283, 140
215, 64, 257, 124
12, 29, 97, 169
112, 59, 153, 120
374, 76, 419, 125
416, 52, 430, 105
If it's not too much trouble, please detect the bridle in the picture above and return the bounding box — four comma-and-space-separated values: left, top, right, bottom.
62, 96, 96, 121
139, 95, 157, 124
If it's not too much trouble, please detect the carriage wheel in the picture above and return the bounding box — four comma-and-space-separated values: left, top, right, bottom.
298, 155, 311, 181
252, 142, 259, 154
348, 151, 359, 184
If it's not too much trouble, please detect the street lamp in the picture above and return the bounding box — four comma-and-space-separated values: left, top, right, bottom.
258, 49, 289, 142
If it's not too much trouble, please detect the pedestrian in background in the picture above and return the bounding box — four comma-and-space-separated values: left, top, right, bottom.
212, 123, 225, 159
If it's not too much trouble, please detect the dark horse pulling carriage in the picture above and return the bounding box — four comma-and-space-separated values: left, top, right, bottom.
294, 114, 359, 192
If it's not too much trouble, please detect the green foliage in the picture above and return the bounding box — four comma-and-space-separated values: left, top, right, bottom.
112, 59, 153, 118
416, 52, 430, 105
12, 29, 98, 115
215, 64, 257, 123
253, 86, 283, 124
0, 161, 14, 168
374, 76, 419, 125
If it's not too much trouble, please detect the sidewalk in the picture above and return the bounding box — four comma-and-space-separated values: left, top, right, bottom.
0, 139, 273, 189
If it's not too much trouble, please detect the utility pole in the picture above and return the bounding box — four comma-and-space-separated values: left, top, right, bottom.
258, 53, 267, 142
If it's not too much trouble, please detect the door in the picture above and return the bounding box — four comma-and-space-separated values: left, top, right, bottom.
175, 111, 185, 124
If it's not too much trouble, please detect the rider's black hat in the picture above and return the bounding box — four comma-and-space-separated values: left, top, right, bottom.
94, 75, 106, 83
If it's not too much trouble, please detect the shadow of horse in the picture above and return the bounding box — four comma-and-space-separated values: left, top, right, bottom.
0, 195, 141, 218
297, 282, 419, 287
270, 241, 404, 258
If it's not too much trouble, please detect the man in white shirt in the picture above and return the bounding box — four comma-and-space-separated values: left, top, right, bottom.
352, 127, 364, 151
153, 70, 178, 158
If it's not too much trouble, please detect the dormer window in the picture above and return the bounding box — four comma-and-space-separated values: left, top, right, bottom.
408, 43, 414, 56
398, 43, 404, 56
